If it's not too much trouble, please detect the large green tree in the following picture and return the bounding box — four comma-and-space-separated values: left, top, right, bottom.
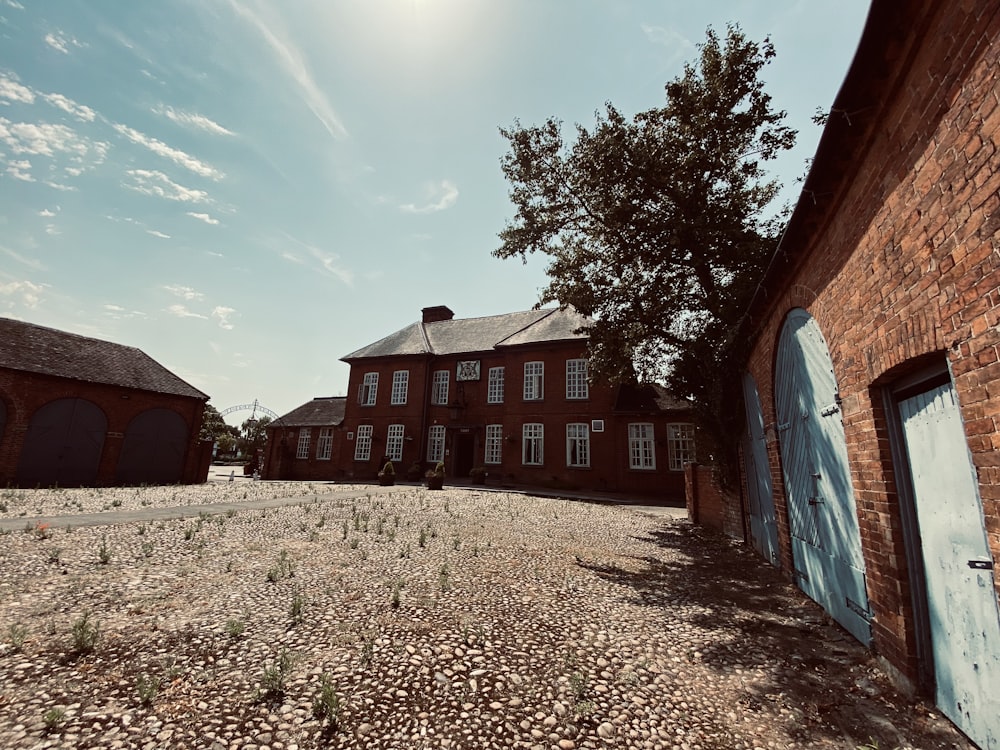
494, 24, 795, 476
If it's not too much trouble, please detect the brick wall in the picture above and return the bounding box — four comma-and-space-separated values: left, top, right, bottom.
685, 463, 744, 539
743, 1, 1000, 687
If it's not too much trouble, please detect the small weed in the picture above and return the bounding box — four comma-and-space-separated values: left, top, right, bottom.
341, 520, 349, 540
33, 522, 52, 540
360, 636, 374, 669
184, 526, 196, 541
312, 673, 344, 731
8, 622, 28, 652
137, 524, 146, 536
569, 672, 588, 701
258, 648, 294, 701
349, 537, 360, 550
47, 547, 62, 565
391, 580, 402, 609
316, 514, 326, 528
266, 550, 295, 583
418, 527, 427, 548
290, 592, 306, 626
71, 612, 100, 654
42, 707, 66, 732
97, 536, 111, 565
225, 618, 245, 639
141, 541, 155, 558
438, 563, 451, 592
136, 674, 160, 707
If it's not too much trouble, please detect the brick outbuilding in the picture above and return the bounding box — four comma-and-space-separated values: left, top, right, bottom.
718, 1, 1000, 745
263, 397, 347, 481
0, 319, 210, 487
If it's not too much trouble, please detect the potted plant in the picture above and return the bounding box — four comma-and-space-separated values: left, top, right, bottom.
470, 466, 487, 485
378, 458, 395, 486
425, 461, 445, 490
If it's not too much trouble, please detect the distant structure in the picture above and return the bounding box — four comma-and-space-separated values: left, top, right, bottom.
0, 318, 211, 487
264, 305, 693, 499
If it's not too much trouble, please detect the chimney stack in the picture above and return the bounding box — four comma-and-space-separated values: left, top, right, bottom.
421, 305, 454, 324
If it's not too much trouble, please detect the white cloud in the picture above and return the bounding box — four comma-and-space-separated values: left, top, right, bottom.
0, 243, 46, 270
225, 0, 348, 141
44, 31, 84, 55
6, 158, 33, 181
44, 180, 76, 191
155, 105, 235, 136
0, 279, 46, 308
146, 229, 170, 239
0, 73, 34, 104
186, 211, 220, 225
103, 303, 146, 319
124, 169, 210, 203
41, 92, 96, 122
38, 208, 57, 217
280, 233, 353, 285
400, 180, 459, 214
113, 123, 223, 180
44, 224, 59, 235
162, 284, 204, 301
3, 1, 26, 9
166, 303, 207, 320
212, 305, 236, 330
104, 303, 124, 312
0, 117, 108, 162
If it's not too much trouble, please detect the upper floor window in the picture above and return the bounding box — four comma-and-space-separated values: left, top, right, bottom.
391, 370, 409, 405
386, 424, 405, 462
487, 366, 505, 404
354, 425, 373, 461
628, 423, 655, 470
667, 422, 696, 471
485, 424, 503, 464
431, 370, 449, 405
296, 429, 311, 459
358, 372, 378, 406
523, 361, 543, 401
566, 423, 590, 467
427, 424, 445, 463
566, 359, 589, 400
316, 427, 333, 460
523, 423, 544, 465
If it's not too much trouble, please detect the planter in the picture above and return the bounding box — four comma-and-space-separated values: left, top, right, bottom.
426, 475, 444, 491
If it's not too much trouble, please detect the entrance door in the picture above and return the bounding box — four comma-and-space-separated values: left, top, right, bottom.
742, 373, 780, 567
116, 408, 188, 485
897, 376, 1000, 748
775, 309, 872, 644
17, 398, 107, 487
453, 432, 475, 477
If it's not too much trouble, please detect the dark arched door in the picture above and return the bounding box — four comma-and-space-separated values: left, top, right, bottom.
116, 408, 188, 485
775, 309, 871, 644
17, 398, 107, 487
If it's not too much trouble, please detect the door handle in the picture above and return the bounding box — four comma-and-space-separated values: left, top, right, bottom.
968, 560, 994, 570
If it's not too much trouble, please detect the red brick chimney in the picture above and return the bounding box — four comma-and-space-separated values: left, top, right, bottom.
421, 306, 454, 323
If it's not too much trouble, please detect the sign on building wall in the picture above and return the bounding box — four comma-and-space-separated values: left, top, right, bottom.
456, 361, 480, 381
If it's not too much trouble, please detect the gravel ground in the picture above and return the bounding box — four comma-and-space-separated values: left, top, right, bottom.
0, 482, 973, 750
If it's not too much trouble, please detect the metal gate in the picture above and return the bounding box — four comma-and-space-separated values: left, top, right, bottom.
115, 408, 188, 485
896, 376, 1000, 749
742, 373, 780, 567
775, 309, 872, 644
17, 398, 107, 487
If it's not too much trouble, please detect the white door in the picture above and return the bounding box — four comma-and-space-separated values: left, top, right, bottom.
899, 380, 1000, 749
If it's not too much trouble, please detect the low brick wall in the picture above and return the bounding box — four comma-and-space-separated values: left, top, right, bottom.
685, 463, 744, 540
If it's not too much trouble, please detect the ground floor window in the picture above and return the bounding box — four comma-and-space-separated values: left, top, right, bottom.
566, 423, 590, 467
427, 424, 445, 463
628, 423, 655, 469
295, 429, 311, 459
354, 425, 373, 461
485, 424, 503, 464
667, 422, 695, 471
386, 424, 404, 462
316, 427, 333, 460
523, 423, 543, 465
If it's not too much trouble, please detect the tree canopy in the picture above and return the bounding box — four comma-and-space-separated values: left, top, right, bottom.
494, 24, 795, 473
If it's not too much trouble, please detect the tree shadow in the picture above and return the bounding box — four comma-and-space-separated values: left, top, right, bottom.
576, 520, 971, 749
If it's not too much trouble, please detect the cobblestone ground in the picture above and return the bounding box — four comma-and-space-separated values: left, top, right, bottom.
0, 483, 974, 749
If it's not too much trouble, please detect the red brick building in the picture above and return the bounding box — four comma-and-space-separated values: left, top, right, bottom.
718, 1, 1000, 744
267, 305, 694, 499
0, 319, 210, 487
263, 397, 346, 481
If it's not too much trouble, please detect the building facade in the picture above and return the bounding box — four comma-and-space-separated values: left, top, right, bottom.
718, 2, 1000, 746
0, 319, 210, 487
263, 397, 347, 481
277, 305, 694, 498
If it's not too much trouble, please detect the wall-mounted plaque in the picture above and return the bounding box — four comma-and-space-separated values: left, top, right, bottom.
456, 360, 481, 381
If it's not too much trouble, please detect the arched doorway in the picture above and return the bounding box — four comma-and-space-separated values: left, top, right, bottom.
17, 398, 107, 487
116, 408, 189, 485
775, 308, 871, 644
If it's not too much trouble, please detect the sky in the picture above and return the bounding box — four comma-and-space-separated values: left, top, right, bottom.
0, 0, 871, 425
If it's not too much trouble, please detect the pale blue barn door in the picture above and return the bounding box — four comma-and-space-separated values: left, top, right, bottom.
775, 309, 872, 644
742, 373, 780, 567
898, 379, 1000, 749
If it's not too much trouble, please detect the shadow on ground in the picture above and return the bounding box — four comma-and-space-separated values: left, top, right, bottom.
578, 520, 972, 750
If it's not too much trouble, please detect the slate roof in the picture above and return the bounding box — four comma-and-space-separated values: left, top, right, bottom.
270, 397, 346, 427
341, 307, 590, 361
614, 383, 691, 413
0, 317, 208, 400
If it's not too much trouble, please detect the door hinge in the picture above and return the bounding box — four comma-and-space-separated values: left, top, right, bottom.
777, 422, 791, 432
846, 597, 873, 621
808, 496, 824, 506
820, 402, 840, 417
968, 559, 995, 570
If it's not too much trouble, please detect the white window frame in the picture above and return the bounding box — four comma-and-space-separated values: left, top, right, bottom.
316, 427, 333, 460
485, 424, 503, 464
522, 423, 544, 465
566, 359, 589, 400
427, 424, 445, 463
667, 422, 696, 471
431, 370, 449, 405
487, 366, 505, 404
354, 425, 373, 461
296, 429, 311, 459
386, 424, 405, 462
566, 423, 590, 467
391, 370, 409, 405
523, 361, 543, 401
628, 423, 656, 470
358, 372, 378, 406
